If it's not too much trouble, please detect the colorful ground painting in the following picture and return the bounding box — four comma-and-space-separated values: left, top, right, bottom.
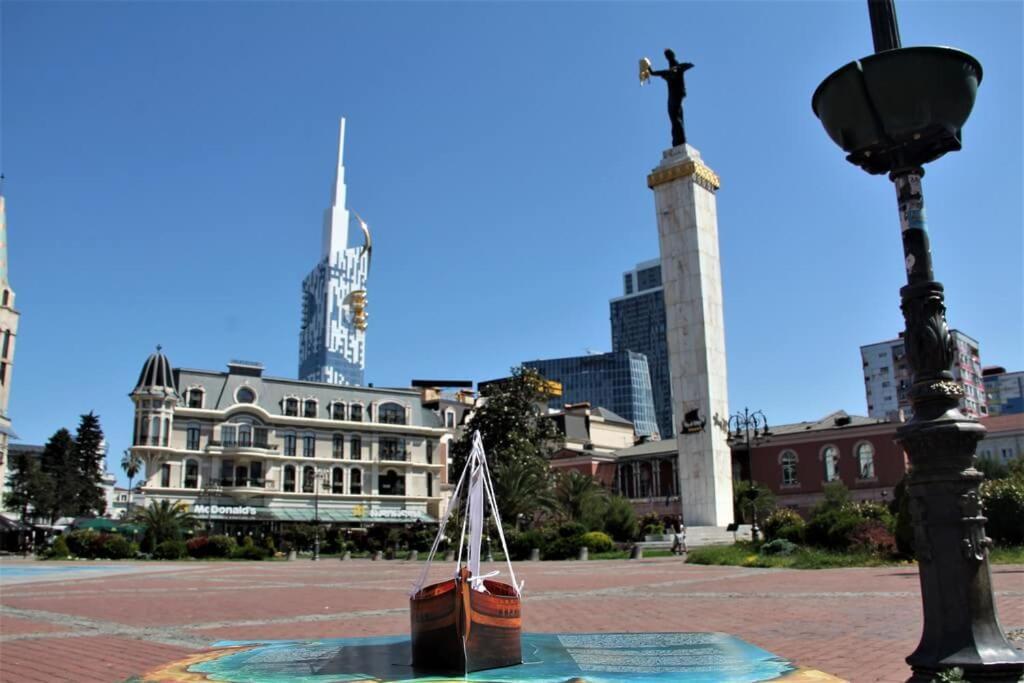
134, 632, 844, 682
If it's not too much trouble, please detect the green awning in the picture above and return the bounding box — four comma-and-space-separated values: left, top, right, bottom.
72, 518, 146, 535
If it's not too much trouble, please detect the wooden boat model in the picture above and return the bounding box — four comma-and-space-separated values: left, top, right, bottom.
410, 431, 523, 674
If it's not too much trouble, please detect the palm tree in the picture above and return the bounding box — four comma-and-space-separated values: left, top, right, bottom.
491, 458, 553, 525
120, 449, 143, 518
133, 500, 195, 552
553, 470, 607, 523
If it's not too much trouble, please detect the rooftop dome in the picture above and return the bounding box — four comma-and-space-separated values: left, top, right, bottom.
134, 346, 177, 394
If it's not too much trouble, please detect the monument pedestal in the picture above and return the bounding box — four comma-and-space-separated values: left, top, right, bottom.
648, 144, 733, 528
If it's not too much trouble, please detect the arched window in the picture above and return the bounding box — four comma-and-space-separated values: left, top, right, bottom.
302, 466, 316, 493
284, 398, 299, 417
333, 434, 344, 459
304, 399, 318, 418
187, 387, 204, 408
283, 432, 296, 456
332, 467, 344, 493
780, 450, 798, 486
378, 402, 406, 425
186, 423, 201, 451
184, 460, 199, 488
350, 404, 363, 422
331, 402, 346, 420
302, 433, 316, 458
350, 436, 362, 460
445, 409, 456, 428
822, 445, 840, 482
283, 465, 296, 492
350, 468, 362, 495
378, 469, 405, 496
857, 442, 876, 479
149, 416, 160, 446
238, 423, 252, 448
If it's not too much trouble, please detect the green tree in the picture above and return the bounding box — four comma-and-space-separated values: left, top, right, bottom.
491, 457, 554, 525
975, 457, 1008, 480
39, 428, 77, 523
600, 495, 638, 541
3, 451, 52, 525
134, 500, 195, 553
734, 480, 776, 524
449, 367, 559, 522
553, 470, 607, 524
120, 449, 143, 518
72, 412, 106, 516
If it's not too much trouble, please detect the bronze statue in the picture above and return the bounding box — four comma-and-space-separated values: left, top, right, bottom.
641, 49, 695, 147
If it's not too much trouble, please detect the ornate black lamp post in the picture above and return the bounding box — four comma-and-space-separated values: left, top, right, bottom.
812, 2, 1023, 680
312, 470, 330, 561
726, 408, 770, 541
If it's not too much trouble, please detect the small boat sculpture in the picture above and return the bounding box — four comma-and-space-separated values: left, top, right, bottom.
409, 431, 523, 674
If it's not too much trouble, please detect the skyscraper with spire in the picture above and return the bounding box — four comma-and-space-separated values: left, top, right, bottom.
298, 119, 370, 386
0, 183, 21, 503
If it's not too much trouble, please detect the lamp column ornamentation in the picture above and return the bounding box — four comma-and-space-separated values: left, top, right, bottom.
812, 1, 1023, 679
726, 408, 770, 541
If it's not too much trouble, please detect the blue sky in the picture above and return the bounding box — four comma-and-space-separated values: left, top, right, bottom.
2, 1, 1021, 485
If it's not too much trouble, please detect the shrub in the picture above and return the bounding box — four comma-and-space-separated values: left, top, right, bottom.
98, 533, 135, 559
762, 508, 806, 544
981, 477, 1024, 546
508, 529, 545, 560
205, 535, 238, 558
264, 536, 277, 554
638, 513, 664, 538
849, 519, 897, 557
153, 539, 188, 560
48, 535, 71, 559
760, 539, 799, 556
580, 531, 614, 553
186, 536, 209, 558
602, 496, 638, 542
805, 507, 864, 551
852, 501, 894, 528
65, 529, 100, 558
232, 544, 270, 560
543, 522, 586, 560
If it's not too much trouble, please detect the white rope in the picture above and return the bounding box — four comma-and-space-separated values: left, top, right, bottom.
475, 432, 521, 596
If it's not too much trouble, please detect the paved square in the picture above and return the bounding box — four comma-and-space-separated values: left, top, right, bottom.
0, 557, 1021, 682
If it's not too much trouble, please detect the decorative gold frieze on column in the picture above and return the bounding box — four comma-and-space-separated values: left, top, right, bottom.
647, 159, 721, 192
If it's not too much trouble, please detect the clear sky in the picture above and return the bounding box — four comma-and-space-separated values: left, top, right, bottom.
2, 1, 1021, 486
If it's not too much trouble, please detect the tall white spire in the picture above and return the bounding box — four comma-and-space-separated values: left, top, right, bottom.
322, 117, 350, 261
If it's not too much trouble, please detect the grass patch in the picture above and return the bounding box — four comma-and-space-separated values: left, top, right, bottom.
686, 542, 904, 569
990, 546, 1024, 564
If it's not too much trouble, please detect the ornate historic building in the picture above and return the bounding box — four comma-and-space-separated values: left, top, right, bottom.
299, 119, 370, 386
130, 349, 450, 533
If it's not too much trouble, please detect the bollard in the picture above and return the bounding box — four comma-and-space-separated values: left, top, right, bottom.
444, 550, 455, 562
486, 553, 494, 563
372, 550, 383, 561
287, 550, 297, 561
577, 547, 589, 561
630, 545, 643, 560
340, 551, 351, 561
529, 548, 540, 562
408, 549, 419, 561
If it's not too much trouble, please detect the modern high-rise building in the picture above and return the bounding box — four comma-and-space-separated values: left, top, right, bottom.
610, 258, 673, 438
0, 188, 20, 509
982, 367, 1024, 416
523, 350, 659, 438
861, 330, 987, 420
299, 119, 370, 386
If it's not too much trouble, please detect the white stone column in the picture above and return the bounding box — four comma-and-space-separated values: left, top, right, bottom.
648, 144, 733, 527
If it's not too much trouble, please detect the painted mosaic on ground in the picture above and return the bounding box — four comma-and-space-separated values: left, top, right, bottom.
134, 632, 844, 682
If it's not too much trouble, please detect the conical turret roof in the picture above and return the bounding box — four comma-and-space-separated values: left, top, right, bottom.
134, 346, 177, 394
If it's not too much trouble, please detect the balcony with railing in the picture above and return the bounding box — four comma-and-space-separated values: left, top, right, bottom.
207, 439, 279, 454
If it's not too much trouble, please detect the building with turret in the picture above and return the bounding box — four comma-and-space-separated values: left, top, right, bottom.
298, 119, 371, 386
0, 188, 21, 508
129, 348, 452, 535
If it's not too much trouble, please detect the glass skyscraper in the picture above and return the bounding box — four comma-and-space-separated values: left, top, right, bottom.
523, 350, 659, 438
609, 259, 673, 438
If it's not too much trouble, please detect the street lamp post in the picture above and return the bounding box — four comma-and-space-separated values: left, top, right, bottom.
726, 408, 770, 542
812, 2, 1023, 680
202, 484, 222, 534
312, 470, 330, 561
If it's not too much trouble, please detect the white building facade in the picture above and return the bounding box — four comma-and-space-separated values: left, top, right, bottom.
861, 330, 987, 421
130, 350, 449, 533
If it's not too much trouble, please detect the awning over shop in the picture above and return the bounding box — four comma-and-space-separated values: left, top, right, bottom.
71, 518, 146, 535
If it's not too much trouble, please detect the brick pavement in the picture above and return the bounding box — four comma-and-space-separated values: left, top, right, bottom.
0, 558, 1021, 683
